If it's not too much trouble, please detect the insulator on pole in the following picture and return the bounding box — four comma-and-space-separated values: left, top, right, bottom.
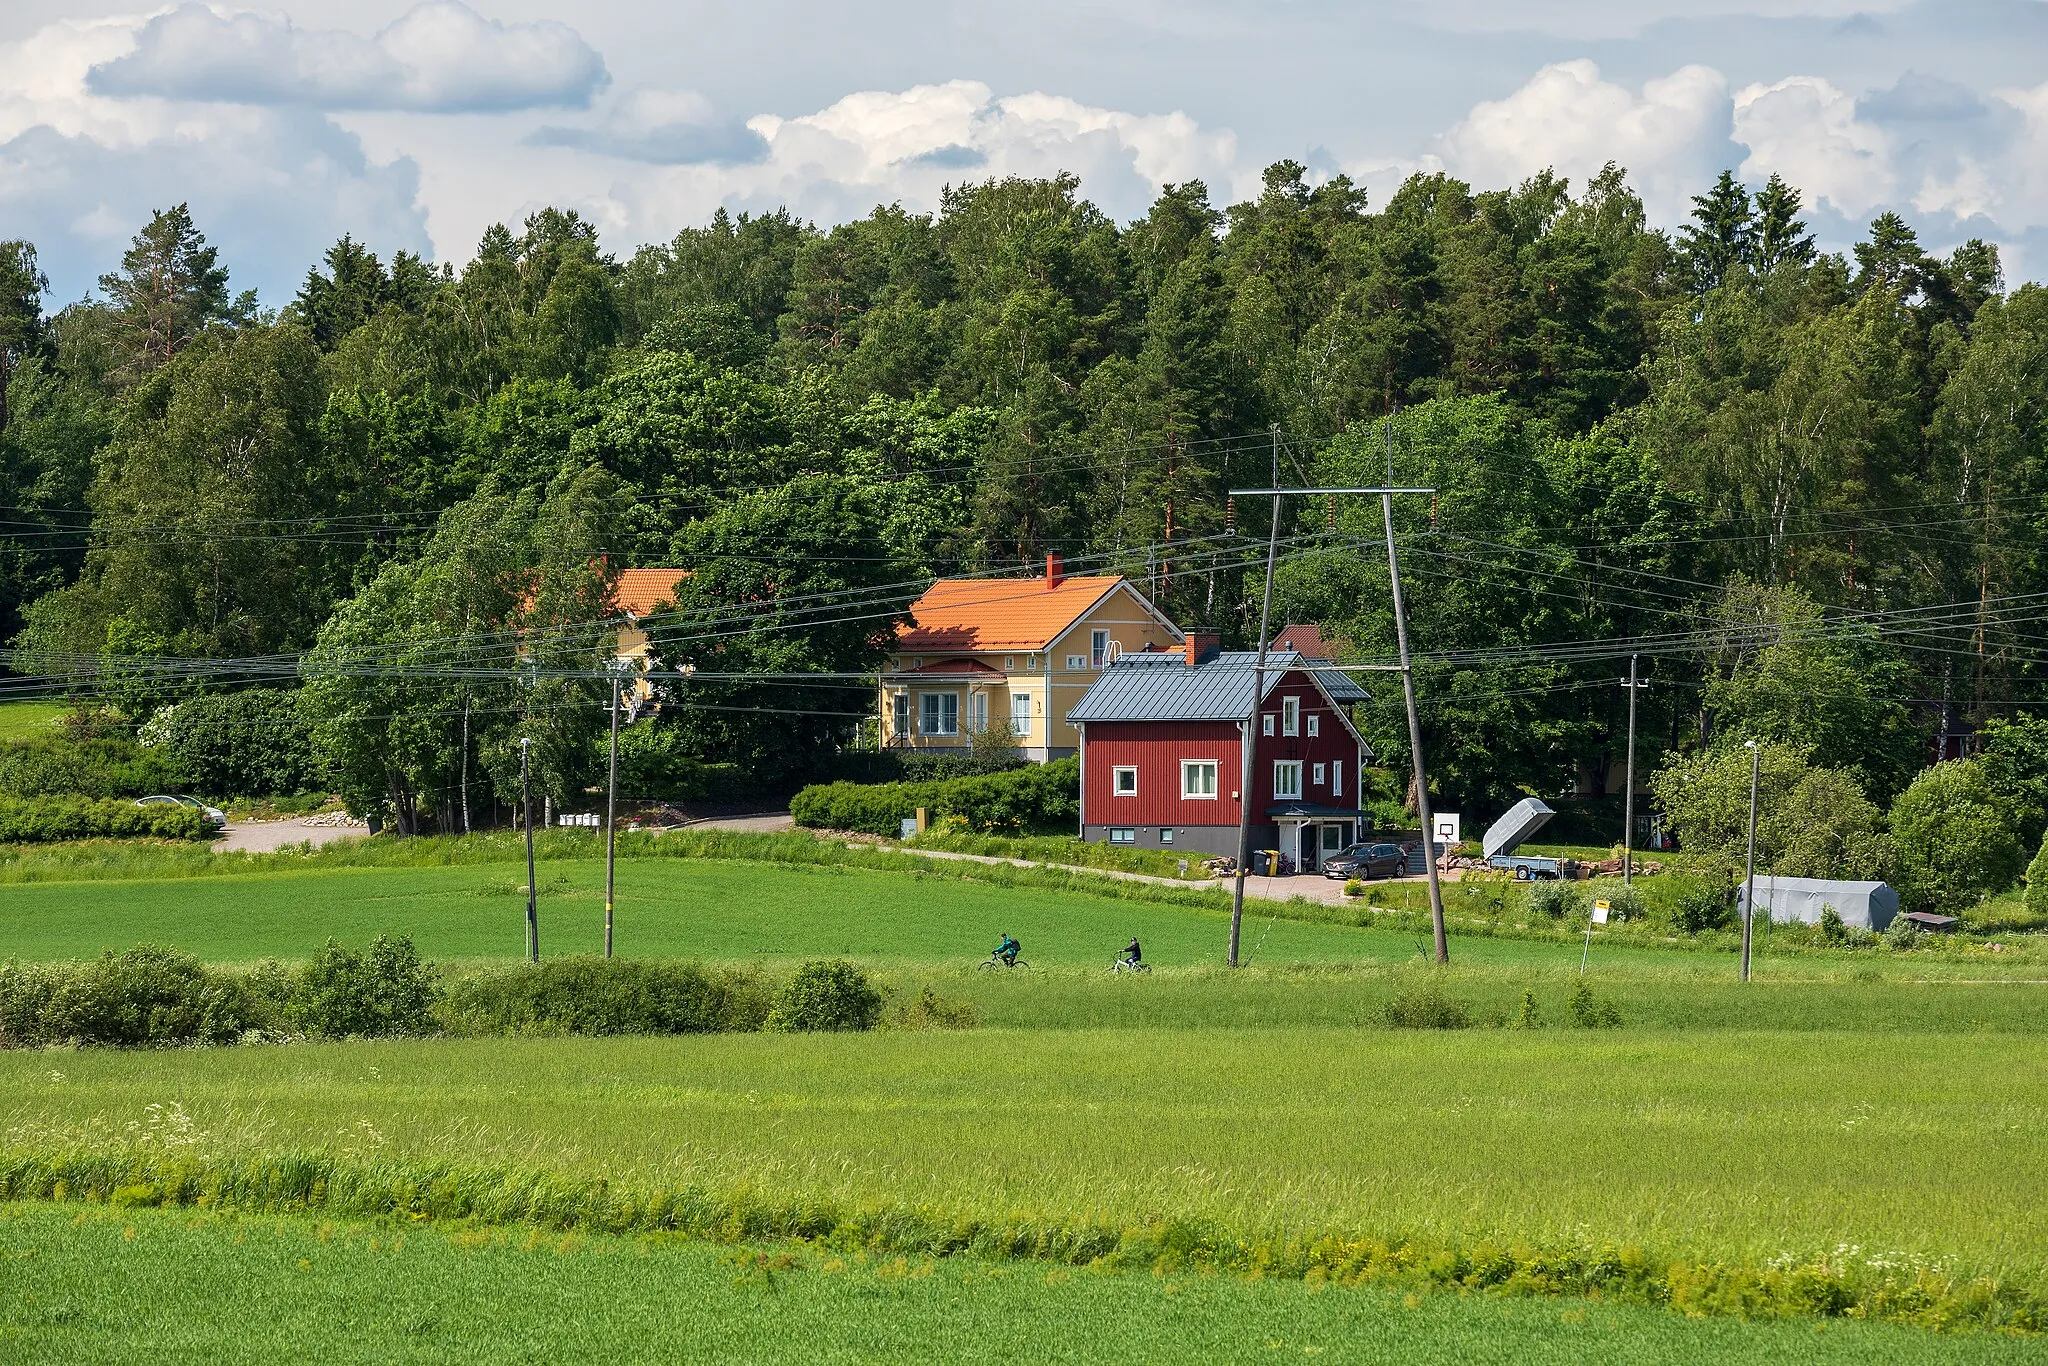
1225, 496, 1236, 534
1326, 495, 1336, 532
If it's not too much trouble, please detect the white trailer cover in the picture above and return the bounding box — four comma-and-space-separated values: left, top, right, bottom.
1483, 798, 1555, 860
1735, 876, 1899, 932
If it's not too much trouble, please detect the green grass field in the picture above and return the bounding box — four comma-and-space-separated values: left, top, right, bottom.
4, 1204, 2034, 1366
0, 699, 64, 741
3, 834, 2047, 1352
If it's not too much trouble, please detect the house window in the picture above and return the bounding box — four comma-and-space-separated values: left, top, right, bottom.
967, 691, 988, 732
1004, 656, 1015, 670
1159, 828, 1175, 845
1091, 629, 1110, 667
1307, 714, 1320, 737
1109, 827, 1137, 845
1312, 762, 1326, 786
1262, 714, 1275, 737
1282, 696, 1300, 736
1011, 692, 1032, 736
891, 692, 910, 738
1273, 760, 1303, 800
1113, 766, 1138, 797
919, 692, 958, 736
1066, 654, 1086, 670
1181, 760, 1219, 799
1331, 760, 1343, 798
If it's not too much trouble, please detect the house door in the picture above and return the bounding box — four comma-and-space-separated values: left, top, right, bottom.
1321, 824, 1348, 861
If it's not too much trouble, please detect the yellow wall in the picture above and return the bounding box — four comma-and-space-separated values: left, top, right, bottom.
877, 585, 1179, 757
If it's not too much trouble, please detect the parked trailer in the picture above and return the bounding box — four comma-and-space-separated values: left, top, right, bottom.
1487, 853, 1580, 881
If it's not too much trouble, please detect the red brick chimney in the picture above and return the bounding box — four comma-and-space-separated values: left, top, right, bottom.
1184, 632, 1220, 667
1045, 552, 1064, 588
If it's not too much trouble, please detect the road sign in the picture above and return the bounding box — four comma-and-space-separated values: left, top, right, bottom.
1592, 899, 1611, 926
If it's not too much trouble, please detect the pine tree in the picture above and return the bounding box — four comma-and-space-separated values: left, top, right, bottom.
97, 204, 231, 379
0, 241, 47, 437
294, 235, 392, 348
1677, 170, 1755, 293
1853, 212, 1929, 296
1751, 175, 1816, 272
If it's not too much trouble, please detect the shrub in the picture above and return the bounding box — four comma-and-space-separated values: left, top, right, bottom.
1600, 884, 1649, 923
441, 958, 770, 1035
289, 936, 441, 1038
766, 960, 884, 1032
1888, 760, 2025, 914
1344, 878, 1367, 898
1671, 883, 1733, 935
0, 736, 184, 799
791, 757, 1079, 836
612, 724, 735, 802
145, 689, 316, 798
18, 945, 257, 1046
885, 986, 978, 1030
1651, 742, 1890, 880
1524, 879, 1583, 920
1509, 989, 1541, 1029
0, 795, 214, 843
1384, 984, 1470, 1029
2022, 834, 2048, 924
1566, 980, 1622, 1028
1882, 916, 1923, 950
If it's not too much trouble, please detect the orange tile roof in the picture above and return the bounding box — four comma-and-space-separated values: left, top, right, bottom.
897, 575, 1129, 651
611, 568, 689, 618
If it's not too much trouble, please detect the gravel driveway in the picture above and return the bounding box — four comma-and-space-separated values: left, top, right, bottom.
212, 815, 369, 854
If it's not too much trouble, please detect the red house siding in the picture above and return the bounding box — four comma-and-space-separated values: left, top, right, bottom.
1084, 721, 1241, 826
1079, 670, 1365, 832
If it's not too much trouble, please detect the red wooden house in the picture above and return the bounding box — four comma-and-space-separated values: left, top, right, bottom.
1067, 632, 1374, 870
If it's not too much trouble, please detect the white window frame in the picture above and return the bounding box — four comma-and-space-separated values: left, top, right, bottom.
1282, 696, 1300, 737
1108, 827, 1137, 845
1307, 714, 1320, 737
1091, 629, 1110, 668
1011, 691, 1032, 736
891, 692, 910, 739
1004, 656, 1015, 670
967, 690, 988, 733
1331, 759, 1344, 798
1312, 762, 1326, 787
1262, 714, 1275, 737
1180, 759, 1219, 800
919, 692, 959, 736
1066, 654, 1086, 670
1273, 760, 1303, 800
1112, 766, 1138, 797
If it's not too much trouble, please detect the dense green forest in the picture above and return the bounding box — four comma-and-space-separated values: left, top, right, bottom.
2, 158, 2045, 868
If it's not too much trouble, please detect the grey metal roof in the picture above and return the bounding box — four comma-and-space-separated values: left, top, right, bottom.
1067, 649, 1368, 723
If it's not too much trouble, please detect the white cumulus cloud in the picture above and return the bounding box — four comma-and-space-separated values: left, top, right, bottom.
1732, 76, 1894, 218
88, 1, 608, 113
585, 79, 1242, 246
1433, 60, 1734, 223
0, 17, 429, 303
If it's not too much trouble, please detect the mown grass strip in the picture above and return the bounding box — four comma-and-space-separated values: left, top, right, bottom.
1, 1145, 2037, 1336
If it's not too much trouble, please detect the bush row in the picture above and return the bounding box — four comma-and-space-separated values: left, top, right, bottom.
0, 796, 214, 844
0, 737, 183, 800
791, 756, 1079, 836
0, 943, 893, 1047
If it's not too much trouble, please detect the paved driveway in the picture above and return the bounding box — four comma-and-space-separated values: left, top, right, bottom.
213, 815, 369, 854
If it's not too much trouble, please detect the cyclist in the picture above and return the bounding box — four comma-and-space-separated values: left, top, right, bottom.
992, 932, 1021, 967
1120, 937, 1143, 967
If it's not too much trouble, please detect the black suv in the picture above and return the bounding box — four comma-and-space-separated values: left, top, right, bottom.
1323, 842, 1407, 880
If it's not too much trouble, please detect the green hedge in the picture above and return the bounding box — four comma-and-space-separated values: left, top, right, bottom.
0, 737, 184, 799
0, 796, 214, 843
440, 958, 772, 1035
791, 757, 1080, 836
146, 689, 317, 797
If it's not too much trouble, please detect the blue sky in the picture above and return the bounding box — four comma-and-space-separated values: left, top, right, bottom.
4, 0, 2045, 301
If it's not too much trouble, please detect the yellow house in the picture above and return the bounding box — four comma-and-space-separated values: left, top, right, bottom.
880, 554, 1181, 761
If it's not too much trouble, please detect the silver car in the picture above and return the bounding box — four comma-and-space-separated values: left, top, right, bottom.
135, 794, 227, 829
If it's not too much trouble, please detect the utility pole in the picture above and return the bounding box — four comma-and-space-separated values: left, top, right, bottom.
1379, 416, 1448, 965
522, 736, 538, 964
1230, 426, 1283, 968
604, 662, 624, 959
1228, 433, 1446, 964
1741, 739, 1759, 983
1620, 655, 1647, 886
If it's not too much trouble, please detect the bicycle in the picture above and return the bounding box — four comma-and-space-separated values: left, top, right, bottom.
1109, 956, 1151, 974
978, 954, 1029, 971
